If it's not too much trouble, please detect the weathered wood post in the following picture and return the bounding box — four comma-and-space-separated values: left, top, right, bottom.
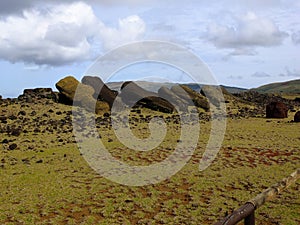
214, 168, 300, 225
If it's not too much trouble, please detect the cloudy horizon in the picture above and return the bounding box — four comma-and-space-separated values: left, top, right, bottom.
0, 0, 299, 97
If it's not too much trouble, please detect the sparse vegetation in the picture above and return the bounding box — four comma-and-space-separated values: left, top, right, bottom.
0, 92, 299, 224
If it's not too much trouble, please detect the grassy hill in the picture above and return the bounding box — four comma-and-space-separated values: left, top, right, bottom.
253, 79, 300, 94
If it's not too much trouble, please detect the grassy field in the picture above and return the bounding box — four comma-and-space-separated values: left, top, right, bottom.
0, 99, 299, 224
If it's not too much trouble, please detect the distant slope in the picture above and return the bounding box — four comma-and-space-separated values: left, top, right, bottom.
107, 81, 247, 94
253, 79, 300, 94
220, 85, 248, 94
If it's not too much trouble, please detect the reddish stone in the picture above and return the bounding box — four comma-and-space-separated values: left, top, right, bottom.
266, 102, 288, 118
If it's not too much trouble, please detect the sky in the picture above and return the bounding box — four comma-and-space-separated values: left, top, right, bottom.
0, 0, 299, 97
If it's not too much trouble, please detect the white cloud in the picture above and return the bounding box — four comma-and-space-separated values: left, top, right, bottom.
206, 12, 288, 51
0, 2, 146, 66
0, 0, 153, 15
99, 15, 146, 50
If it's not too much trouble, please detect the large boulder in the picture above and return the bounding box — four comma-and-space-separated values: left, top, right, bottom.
266, 102, 288, 118
294, 111, 300, 122
81, 76, 118, 108
56, 76, 109, 115
158, 86, 188, 112
56, 76, 80, 104
200, 85, 228, 108
177, 85, 210, 111
120, 81, 175, 113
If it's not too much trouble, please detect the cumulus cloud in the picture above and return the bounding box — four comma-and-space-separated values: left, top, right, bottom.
206, 12, 288, 51
0, 0, 34, 15
0, 2, 146, 66
98, 15, 145, 50
0, 0, 153, 15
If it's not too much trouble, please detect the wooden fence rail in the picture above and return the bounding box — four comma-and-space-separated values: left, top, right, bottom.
214, 168, 300, 225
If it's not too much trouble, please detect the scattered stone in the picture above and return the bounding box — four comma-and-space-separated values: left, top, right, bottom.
103, 112, 110, 118
18, 111, 26, 116
36, 159, 43, 163
9, 143, 18, 150
11, 128, 22, 137
30, 111, 37, 116
0, 116, 7, 123
34, 128, 40, 133
8, 115, 17, 120
22, 158, 30, 165
2, 139, 9, 144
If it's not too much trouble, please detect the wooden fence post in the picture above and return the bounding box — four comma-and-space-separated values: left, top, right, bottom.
214, 168, 300, 225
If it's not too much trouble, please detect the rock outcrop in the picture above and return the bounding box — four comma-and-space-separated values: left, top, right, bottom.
266, 102, 288, 118
294, 111, 300, 122
178, 85, 210, 111
18, 88, 58, 103
158, 86, 188, 112
120, 81, 175, 113
56, 76, 109, 114
81, 76, 118, 108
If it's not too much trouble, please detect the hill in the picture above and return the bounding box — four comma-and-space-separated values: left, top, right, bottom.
107, 81, 247, 94
252, 79, 300, 94
220, 85, 248, 94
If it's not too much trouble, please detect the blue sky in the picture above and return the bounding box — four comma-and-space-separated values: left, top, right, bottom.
0, 0, 299, 97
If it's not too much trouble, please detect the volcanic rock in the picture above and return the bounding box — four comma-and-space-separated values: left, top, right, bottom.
158, 86, 187, 112
56, 76, 81, 104
266, 102, 288, 118
18, 88, 58, 102
9, 143, 17, 150
200, 85, 228, 108
81, 76, 118, 107
178, 85, 210, 111
294, 111, 300, 122
119, 81, 175, 113
56, 76, 110, 114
